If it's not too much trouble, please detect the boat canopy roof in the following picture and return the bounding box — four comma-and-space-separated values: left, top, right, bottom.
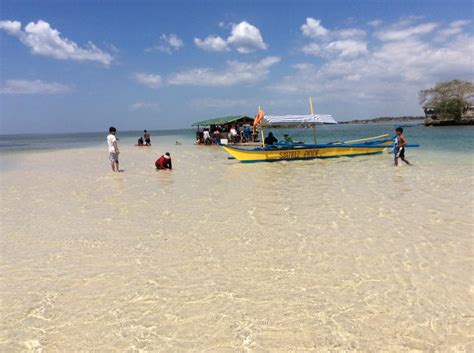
192, 115, 252, 126
261, 114, 337, 127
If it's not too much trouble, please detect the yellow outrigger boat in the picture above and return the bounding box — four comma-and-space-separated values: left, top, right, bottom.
223, 98, 395, 163
223, 136, 393, 162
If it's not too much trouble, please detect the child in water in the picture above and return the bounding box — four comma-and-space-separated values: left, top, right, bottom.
394, 127, 411, 166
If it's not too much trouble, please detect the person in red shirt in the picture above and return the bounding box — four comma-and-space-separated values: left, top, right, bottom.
155, 152, 172, 170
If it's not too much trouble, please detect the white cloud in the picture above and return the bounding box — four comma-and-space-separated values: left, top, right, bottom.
190, 97, 250, 110
0, 79, 71, 94
300, 19, 367, 58
194, 21, 267, 53
132, 56, 279, 88
168, 56, 280, 86
302, 43, 322, 56
335, 28, 366, 39
165, 34, 183, 50
194, 36, 229, 52
227, 21, 267, 53
368, 19, 383, 27
0, 20, 21, 34
147, 33, 183, 54
375, 22, 438, 41
436, 20, 471, 40
325, 40, 368, 57
450, 19, 471, 27
129, 102, 160, 112
273, 18, 473, 118
278, 36, 473, 92
132, 72, 162, 88
0, 20, 113, 65
303, 40, 367, 58
301, 18, 329, 38
291, 63, 314, 71
190, 97, 307, 113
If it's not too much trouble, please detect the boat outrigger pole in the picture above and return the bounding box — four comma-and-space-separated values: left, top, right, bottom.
309, 96, 317, 144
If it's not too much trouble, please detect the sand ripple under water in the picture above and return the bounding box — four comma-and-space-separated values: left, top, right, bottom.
0, 139, 473, 351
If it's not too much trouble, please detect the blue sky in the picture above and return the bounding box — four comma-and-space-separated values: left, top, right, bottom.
1, 0, 473, 134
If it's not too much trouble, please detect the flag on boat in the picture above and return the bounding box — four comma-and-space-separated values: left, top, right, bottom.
261, 114, 337, 127
254, 109, 264, 126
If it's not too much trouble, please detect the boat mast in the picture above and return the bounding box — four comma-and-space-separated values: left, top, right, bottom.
309, 96, 317, 144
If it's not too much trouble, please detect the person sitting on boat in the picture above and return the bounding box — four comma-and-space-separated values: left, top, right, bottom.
264, 132, 278, 145
229, 126, 239, 143
283, 134, 303, 144
283, 134, 294, 143
242, 126, 251, 142
144, 130, 151, 145
155, 152, 172, 170
212, 129, 221, 144
137, 136, 144, 146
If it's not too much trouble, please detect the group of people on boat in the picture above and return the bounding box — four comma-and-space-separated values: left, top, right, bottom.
263, 132, 303, 145
107, 127, 172, 172
197, 125, 254, 145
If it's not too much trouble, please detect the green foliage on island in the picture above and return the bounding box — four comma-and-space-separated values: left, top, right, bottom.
420, 79, 474, 125
339, 116, 424, 124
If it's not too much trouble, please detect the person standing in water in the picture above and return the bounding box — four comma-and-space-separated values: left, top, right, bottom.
144, 130, 151, 145
155, 152, 172, 170
394, 127, 411, 166
107, 127, 120, 172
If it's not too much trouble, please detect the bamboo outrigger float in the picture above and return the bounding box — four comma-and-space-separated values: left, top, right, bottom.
223, 98, 395, 163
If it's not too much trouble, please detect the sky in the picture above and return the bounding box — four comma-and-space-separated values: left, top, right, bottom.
1, 0, 473, 134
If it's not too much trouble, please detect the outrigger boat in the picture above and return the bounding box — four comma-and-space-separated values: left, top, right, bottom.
223, 98, 395, 163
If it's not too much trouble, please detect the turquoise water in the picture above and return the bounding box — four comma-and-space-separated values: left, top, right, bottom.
0, 129, 195, 153
268, 124, 474, 153
1, 124, 472, 156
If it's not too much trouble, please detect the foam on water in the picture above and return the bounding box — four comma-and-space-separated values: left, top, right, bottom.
0, 126, 473, 351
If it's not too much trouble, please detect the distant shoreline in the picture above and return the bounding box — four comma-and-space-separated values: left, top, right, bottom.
339, 116, 424, 124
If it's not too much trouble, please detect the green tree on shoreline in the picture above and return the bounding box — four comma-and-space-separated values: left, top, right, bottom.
419, 80, 474, 122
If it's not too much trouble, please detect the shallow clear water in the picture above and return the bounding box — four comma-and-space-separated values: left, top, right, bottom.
0, 125, 473, 351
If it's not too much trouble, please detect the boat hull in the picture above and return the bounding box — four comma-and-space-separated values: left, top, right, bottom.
223, 140, 392, 162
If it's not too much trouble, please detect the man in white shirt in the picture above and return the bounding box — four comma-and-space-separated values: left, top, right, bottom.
107, 127, 120, 172
229, 126, 238, 142
203, 129, 211, 144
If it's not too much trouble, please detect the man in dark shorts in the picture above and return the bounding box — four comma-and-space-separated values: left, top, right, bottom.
394, 127, 411, 166
144, 130, 151, 145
